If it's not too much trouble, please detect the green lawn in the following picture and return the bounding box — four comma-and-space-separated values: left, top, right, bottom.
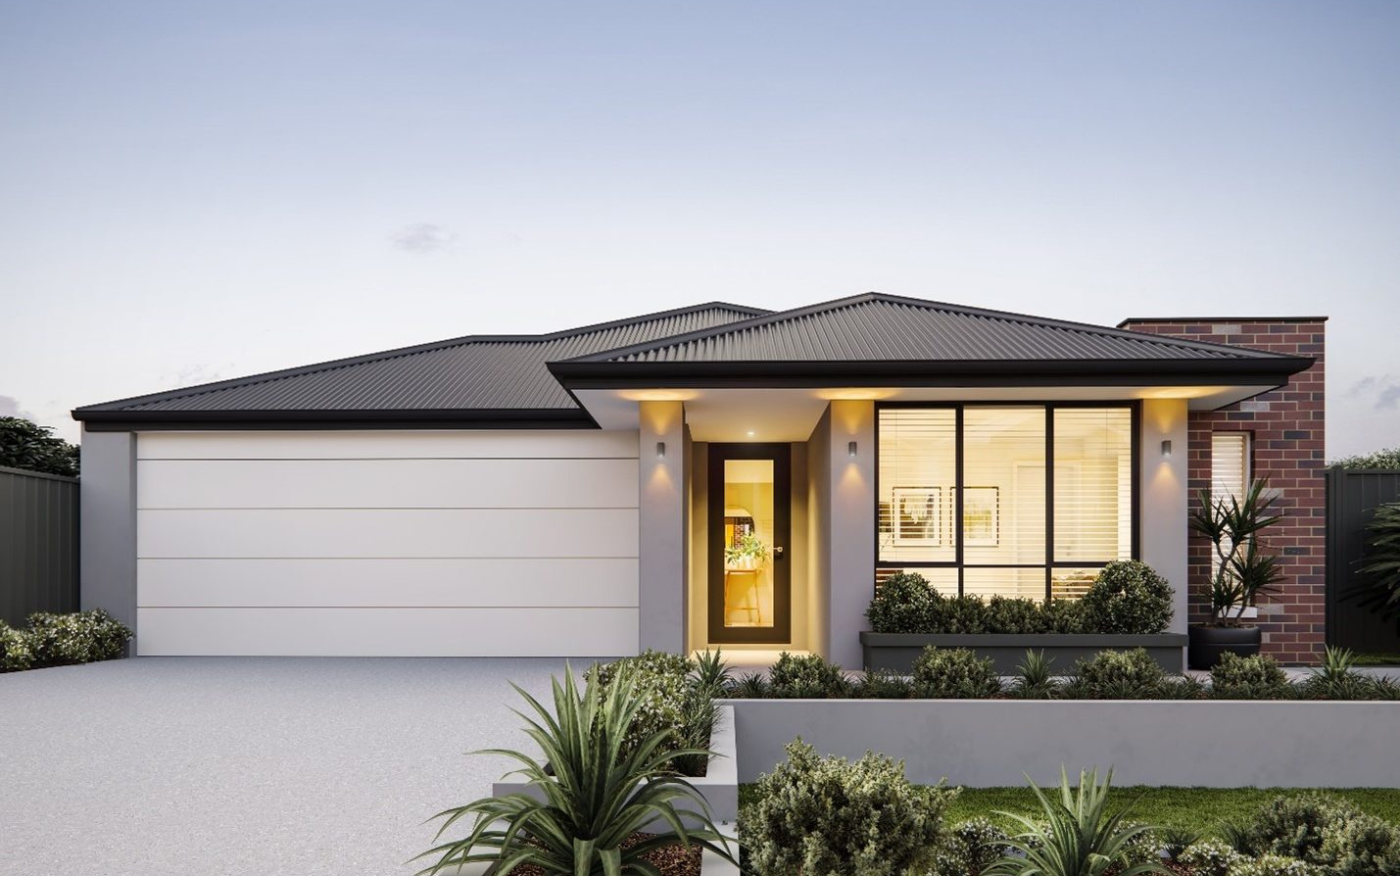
1354, 652, 1400, 667
738, 785, 1400, 834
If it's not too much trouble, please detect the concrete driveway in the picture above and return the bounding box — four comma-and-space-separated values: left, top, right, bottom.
0, 657, 579, 876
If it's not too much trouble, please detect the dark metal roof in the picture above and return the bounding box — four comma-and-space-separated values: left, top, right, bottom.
74, 302, 768, 427
569, 293, 1303, 365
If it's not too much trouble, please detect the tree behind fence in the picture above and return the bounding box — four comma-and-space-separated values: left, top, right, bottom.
1326, 467, 1400, 654
0, 465, 80, 626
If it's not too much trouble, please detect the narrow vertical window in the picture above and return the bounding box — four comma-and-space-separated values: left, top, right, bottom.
878, 408, 956, 588
1212, 433, 1250, 502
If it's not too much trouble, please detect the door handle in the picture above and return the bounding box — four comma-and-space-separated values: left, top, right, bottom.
773, 546, 785, 557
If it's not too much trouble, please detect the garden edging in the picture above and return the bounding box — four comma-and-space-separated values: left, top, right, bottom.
860, 632, 1188, 673
719, 698, 1399, 787
491, 704, 739, 828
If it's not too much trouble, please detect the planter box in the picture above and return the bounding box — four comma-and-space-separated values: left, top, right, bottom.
492, 704, 738, 830
860, 632, 1188, 674
719, 698, 1400, 788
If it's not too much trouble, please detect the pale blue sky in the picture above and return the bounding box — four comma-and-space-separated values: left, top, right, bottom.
1, 2, 1397, 453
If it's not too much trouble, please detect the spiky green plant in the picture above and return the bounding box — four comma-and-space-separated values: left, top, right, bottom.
1297, 646, 1374, 700
1348, 503, 1400, 631
414, 666, 737, 875
1010, 649, 1059, 699
690, 648, 732, 696
1190, 479, 1284, 624
984, 767, 1168, 876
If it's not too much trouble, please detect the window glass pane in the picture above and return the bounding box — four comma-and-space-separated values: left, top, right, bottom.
1053, 408, 1133, 563
963, 407, 1045, 566
875, 567, 957, 597
964, 567, 1044, 601
1051, 567, 1102, 600
722, 459, 775, 629
878, 408, 956, 563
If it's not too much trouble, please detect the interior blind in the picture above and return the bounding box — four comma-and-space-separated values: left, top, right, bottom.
1053, 408, 1133, 563
877, 408, 956, 563
1212, 433, 1250, 501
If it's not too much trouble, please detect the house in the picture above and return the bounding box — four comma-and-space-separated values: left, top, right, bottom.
73, 293, 1326, 665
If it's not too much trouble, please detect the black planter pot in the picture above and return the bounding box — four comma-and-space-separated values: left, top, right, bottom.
1188, 625, 1262, 670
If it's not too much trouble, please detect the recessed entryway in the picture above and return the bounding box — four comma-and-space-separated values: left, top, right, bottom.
707, 443, 791, 645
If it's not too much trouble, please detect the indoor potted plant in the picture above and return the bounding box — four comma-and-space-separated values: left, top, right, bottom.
724, 532, 770, 571
1187, 479, 1284, 669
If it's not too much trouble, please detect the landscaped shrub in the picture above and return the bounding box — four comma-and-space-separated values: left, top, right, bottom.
690, 648, 733, 695
1318, 813, 1400, 876
1296, 647, 1378, 701
586, 649, 694, 761
1063, 648, 1166, 699
768, 652, 850, 698
927, 595, 990, 634
740, 737, 954, 876
1080, 561, 1174, 634
0, 621, 35, 672
1241, 793, 1364, 863
912, 647, 1002, 698
730, 671, 768, 699
865, 565, 1171, 636
1180, 840, 1247, 876
854, 667, 913, 699
866, 572, 938, 633
1210, 652, 1292, 700
415, 666, 736, 875
1227, 853, 1323, 876
936, 818, 1010, 876
1044, 598, 1089, 633
984, 596, 1048, 634
20, 609, 131, 667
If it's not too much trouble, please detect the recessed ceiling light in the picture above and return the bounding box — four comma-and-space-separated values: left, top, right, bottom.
746, 430, 755, 437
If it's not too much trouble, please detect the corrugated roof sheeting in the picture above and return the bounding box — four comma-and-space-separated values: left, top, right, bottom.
595, 296, 1288, 364
103, 304, 762, 412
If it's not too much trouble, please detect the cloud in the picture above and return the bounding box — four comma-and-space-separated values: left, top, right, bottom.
391, 223, 456, 254
1347, 375, 1400, 410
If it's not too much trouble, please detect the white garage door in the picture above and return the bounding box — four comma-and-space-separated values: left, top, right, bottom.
135, 430, 640, 656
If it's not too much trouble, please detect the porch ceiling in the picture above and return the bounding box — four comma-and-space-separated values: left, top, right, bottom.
574, 383, 1275, 441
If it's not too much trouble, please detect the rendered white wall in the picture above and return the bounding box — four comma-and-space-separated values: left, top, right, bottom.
1140, 399, 1191, 635
134, 430, 640, 657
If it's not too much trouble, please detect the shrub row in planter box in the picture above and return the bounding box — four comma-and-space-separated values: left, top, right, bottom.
0, 609, 132, 672
862, 561, 1188, 672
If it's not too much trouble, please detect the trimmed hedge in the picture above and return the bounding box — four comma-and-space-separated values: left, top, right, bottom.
866, 561, 1172, 636
0, 610, 132, 672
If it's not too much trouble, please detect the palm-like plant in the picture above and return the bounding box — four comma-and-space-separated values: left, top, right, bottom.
1349, 503, 1400, 630
985, 767, 1167, 876
1189, 479, 1284, 625
414, 666, 738, 875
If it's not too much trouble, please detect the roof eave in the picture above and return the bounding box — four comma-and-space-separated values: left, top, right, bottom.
548, 355, 1315, 386
73, 407, 600, 432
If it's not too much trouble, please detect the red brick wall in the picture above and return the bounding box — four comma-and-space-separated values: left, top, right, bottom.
1121, 319, 1327, 664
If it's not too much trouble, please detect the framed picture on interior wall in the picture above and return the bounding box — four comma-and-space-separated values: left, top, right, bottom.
963, 486, 1000, 547
892, 486, 941, 547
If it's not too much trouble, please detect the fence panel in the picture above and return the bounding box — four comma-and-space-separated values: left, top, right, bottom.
1326, 467, 1400, 654
0, 465, 80, 626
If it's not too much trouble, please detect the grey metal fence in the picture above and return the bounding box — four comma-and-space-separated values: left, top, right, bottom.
0, 465, 80, 625
1325, 467, 1400, 654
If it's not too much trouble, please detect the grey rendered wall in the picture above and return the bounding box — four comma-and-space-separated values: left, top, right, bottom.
725, 699, 1400, 788
639, 401, 686, 652
0, 466, 80, 625
78, 428, 137, 633
1140, 399, 1190, 636
826, 400, 875, 668
806, 408, 832, 657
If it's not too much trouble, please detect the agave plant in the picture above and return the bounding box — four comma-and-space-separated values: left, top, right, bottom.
691, 648, 733, 696
985, 767, 1168, 876
1297, 646, 1373, 700
414, 666, 738, 875
1010, 649, 1059, 699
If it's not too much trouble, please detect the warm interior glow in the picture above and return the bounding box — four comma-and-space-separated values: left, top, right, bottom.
618, 389, 700, 402
877, 405, 1135, 601
815, 388, 898, 401
1136, 386, 1231, 400
723, 459, 776, 629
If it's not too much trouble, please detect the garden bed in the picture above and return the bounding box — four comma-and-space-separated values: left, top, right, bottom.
860, 631, 1188, 673
492, 704, 739, 828
719, 698, 1400, 787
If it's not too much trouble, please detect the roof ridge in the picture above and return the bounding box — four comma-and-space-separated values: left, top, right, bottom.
76, 301, 770, 413
560, 291, 1295, 364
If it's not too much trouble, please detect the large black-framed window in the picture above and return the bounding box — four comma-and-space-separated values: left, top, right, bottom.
875, 402, 1141, 601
